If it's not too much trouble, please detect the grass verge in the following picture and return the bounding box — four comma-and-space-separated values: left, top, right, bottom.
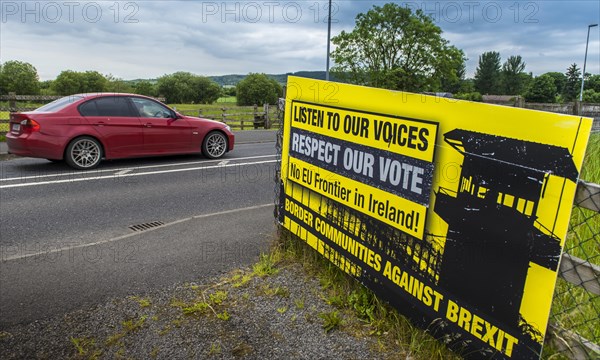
273, 230, 460, 359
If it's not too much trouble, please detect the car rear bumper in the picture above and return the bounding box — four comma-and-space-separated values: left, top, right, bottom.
6, 132, 66, 160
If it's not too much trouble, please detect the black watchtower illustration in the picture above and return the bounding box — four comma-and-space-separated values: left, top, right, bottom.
434, 129, 578, 326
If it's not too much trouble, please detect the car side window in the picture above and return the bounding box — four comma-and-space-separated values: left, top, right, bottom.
131, 98, 173, 118
79, 97, 136, 117
78, 100, 99, 116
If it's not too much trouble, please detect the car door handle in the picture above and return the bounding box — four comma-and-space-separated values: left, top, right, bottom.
94, 121, 105, 127
144, 123, 153, 128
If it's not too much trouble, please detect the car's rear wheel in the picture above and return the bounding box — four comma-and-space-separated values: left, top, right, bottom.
65, 136, 102, 170
202, 131, 227, 159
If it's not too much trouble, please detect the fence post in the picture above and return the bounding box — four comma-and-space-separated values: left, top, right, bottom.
8, 92, 16, 111
573, 101, 581, 115
198, 109, 203, 117
221, 107, 226, 124
264, 103, 270, 129
514, 96, 525, 108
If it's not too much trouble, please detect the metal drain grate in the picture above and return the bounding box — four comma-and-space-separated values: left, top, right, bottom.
129, 221, 165, 232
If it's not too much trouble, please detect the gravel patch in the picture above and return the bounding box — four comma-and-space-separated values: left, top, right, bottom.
0, 263, 392, 360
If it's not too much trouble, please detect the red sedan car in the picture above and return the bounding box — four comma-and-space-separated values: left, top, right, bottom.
7, 93, 234, 169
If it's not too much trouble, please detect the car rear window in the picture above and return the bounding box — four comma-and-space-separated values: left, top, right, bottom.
34, 95, 84, 113
79, 97, 136, 117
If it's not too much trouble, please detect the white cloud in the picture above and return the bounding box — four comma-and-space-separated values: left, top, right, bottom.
0, 0, 598, 80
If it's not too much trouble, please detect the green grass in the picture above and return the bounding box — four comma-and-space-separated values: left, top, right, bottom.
70, 337, 102, 358
275, 232, 460, 359
128, 296, 152, 308
579, 132, 599, 183
0, 101, 45, 109
0, 111, 8, 133
252, 253, 281, 277
217, 96, 236, 103
216, 310, 231, 321
319, 310, 343, 333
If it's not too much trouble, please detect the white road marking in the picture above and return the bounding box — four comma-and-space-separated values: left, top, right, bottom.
0, 154, 277, 182
0, 158, 279, 189
114, 169, 132, 176
0, 204, 273, 262
217, 160, 230, 166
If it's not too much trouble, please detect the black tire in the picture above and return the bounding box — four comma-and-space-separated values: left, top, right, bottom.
65, 136, 102, 170
202, 131, 228, 159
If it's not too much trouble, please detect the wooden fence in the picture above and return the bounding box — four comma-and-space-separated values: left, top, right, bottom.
177, 104, 279, 130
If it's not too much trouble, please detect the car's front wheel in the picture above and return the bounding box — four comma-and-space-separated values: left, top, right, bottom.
65, 136, 102, 170
202, 131, 228, 159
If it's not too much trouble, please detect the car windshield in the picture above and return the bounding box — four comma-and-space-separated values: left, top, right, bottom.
34, 95, 85, 113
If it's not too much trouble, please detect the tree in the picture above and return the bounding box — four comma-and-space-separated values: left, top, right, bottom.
0, 60, 40, 95
543, 72, 567, 95
81, 71, 108, 92
582, 89, 600, 103
518, 72, 533, 94
330, 3, 465, 92
157, 72, 220, 104
584, 74, 600, 93
454, 92, 482, 102
440, 60, 466, 94
563, 63, 581, 101
224, 86, 237, 97
525, 74, 557, 103
39, 80, 55, 95
501, 55, 526, 95
52, 70, 109, 95
104, 74, 133, 93
236, 73, 282, 106
458, 78, 476, 94
52, 70, 83, 95
474, 51, 501, 94
193, 76, 221, 104
133, 80, 157, 97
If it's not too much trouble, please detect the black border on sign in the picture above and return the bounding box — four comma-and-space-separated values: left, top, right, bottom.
290, 99, 440, 163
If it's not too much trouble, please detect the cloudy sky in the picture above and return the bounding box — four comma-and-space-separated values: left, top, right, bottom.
1, 0, 599, 81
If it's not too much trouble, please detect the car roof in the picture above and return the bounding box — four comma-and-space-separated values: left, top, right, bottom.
72, 93, 154, 99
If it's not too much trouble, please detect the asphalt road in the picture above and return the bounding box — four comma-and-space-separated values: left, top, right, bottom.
0, 139, 280, 327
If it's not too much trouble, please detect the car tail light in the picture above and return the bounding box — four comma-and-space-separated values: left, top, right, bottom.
10, 113, 40, 134
20, 119, 41, 133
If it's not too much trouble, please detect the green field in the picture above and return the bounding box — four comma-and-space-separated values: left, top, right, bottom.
0, 111, 8, 133
216, 96, 236, 103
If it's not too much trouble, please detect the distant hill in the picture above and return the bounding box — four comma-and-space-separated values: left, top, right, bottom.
208, 71, 338, 86
125, 71, 339, 87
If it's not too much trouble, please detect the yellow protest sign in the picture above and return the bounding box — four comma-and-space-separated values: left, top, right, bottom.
277, 76, 593, 359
